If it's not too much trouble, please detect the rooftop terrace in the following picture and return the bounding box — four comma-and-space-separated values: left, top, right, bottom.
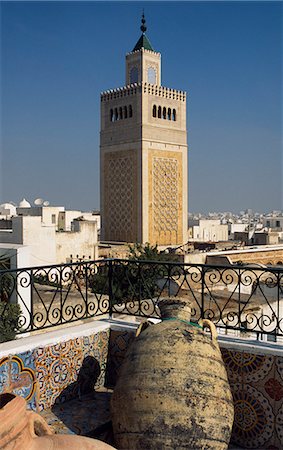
1, 258, 283, 449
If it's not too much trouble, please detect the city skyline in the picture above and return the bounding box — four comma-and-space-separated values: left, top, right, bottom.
1, 1, 282, 213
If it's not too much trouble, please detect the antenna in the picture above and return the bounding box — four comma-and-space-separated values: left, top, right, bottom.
34, 198, 43, 206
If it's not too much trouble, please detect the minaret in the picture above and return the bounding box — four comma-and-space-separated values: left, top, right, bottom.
100, 14, 188, 245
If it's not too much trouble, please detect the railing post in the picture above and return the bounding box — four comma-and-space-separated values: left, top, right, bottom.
108, 260, 113, 319
201, 266, 205, 319
276, 271, 280, 340
85, 263, 89, 317
59, 266, 63, 325
238, 269, 241, 334
30, 269, 34, 332
168, 264, 172, 297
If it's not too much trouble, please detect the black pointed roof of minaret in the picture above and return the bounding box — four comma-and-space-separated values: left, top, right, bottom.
132, 12, 155, 52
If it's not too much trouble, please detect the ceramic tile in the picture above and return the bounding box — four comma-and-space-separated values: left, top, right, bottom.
223, 348, 281, 449
34, 330, 109, 410
82, 329, 109, 388
34, 338, 84, 410
0, 352, 37, 410
0, 356, 9, 392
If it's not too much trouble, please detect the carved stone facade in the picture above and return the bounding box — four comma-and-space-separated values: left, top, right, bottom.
100, 26, 188, 246
148, 151, 183, 245
103, 150, 138, 243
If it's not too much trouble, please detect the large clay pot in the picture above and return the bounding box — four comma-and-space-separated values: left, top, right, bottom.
0, 393, 116, 450
111, 297, 234, 450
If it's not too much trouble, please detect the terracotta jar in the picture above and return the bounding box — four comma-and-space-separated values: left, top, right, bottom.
111, 297, 234, 450
0, 393, 116, 450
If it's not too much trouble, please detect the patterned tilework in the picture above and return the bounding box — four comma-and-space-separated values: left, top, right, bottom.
222, 348, 283, 449
0, 352, 37, 410
34, 329, 109, 410
105, 328, 135, 387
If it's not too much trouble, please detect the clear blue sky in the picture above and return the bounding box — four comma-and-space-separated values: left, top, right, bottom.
1, 1, 282, 213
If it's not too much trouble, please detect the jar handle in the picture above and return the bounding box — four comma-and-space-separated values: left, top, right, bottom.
200, 319, 218, 343
27, 411, 54, 438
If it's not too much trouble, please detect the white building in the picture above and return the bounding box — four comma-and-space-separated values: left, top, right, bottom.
263, 216, 283, 230
0, 203, 17, 218
188, 219, 228, 242
0, 215, 98, 268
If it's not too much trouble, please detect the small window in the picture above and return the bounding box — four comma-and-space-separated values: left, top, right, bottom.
148, 67, 156, 84
158, 106, 161, 118
110, 109, 114, 122
119, 107, 123, 120
163, 107, 167, 119
130, 67, 138, 84
124, 106, 128, 119
167, 108, 171, 120
52, 214, 56, 224
276, 221, 280, 227
267, 221, 270, 227
153, 105, 157, 118
129, 105, 133, 118
114, 108, 118, 121
172, 109, 176, 121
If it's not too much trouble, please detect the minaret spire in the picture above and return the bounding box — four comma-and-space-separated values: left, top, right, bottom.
140, 11, 147, 34
132, 11, 154, 52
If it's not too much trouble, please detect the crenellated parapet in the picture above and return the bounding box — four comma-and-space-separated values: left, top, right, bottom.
101, 82, 186, 102
142, 83, 186, 101
126, 48, 161, 57
101, 83, 142, 102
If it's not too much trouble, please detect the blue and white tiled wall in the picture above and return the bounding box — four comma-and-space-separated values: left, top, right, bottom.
0, 328, 110, 411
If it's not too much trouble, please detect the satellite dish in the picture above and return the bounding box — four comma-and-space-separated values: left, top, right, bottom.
34, 198, 43, 206
43, 201, 50, 206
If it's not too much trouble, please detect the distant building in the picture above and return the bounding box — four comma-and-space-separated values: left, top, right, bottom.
228, 223, 247, 240
0, 203, 17, 218
0, 216, 98, 268
263, 215, 283, 230
188, 219, 228, 242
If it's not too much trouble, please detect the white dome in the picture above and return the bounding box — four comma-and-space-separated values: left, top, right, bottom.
19, 198, 31, 208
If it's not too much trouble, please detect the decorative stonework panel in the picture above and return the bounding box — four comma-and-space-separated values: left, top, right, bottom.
148, 150, 183, 245
153, 157, 178, 233
103, 151, 138, 242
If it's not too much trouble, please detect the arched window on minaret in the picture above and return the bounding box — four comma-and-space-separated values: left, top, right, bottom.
167, 108, 171, 120
153, 105, 157, 117
163, 107, 167, 119
148, 67, 156, 85
119, 107, 123, 120
130, 67, 138, 84
114, 108, 118, 121
110, 109, 114, 122
129, 105, 133, 117
158, 106, 161, 118
124, 106, 128, 119
172, 109, 176, 121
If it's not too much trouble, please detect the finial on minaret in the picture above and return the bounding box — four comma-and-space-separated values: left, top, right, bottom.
140, 11, 147, 34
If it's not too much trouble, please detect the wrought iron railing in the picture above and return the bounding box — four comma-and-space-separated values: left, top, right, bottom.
0, 259, 283, 341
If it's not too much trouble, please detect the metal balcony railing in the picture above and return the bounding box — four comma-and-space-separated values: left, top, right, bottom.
0, 259, 283, 341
